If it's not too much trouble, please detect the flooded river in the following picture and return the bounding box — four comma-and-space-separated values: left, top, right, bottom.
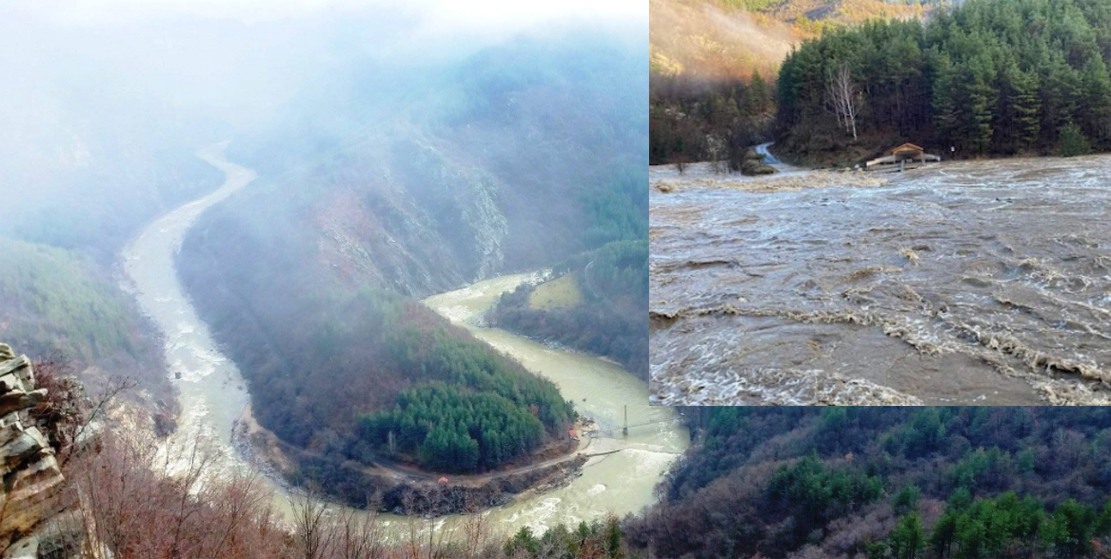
424, 275, 687, 533
122, 143, 686, 539
651, 152, 1111, 406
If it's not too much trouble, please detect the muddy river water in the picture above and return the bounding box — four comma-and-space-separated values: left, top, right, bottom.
122, 144, 686, 539
651, 152, 1111, 406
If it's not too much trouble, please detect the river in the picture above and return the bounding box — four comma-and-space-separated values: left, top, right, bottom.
651, 148, 1111, 406
121, 143, 687, 538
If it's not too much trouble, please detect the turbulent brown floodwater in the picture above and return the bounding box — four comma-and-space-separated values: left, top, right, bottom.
651, 152, 1111, 406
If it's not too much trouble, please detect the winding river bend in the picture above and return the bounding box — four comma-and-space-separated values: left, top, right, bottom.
651, 149, 1111, 406
122, 143, 686, 537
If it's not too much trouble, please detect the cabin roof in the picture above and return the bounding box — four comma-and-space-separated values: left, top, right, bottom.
887, 143, 925, 154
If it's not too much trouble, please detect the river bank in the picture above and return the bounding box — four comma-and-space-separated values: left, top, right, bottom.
231, 401, 597, 515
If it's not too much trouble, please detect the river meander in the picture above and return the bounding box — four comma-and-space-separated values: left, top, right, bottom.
121, 143, 686, 538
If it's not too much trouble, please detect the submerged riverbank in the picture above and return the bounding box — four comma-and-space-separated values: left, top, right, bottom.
651, 153, 1111, 406
230, 398, 594, 516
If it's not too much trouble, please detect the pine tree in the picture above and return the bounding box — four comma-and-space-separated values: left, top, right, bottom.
931, 513, 957, 558
747, 72, 773, 115
1080, 56, 1111, 146
931, 51, 960, 150
1042, 54, 1082, 144
963, 54, 998, 155
1011, 67, 1042, 152
891, 513, 925, 559
605, 516, 624, 559
1059, 121, 1092, 156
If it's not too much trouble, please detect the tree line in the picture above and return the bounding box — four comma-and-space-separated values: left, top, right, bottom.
777, 0, 1111, 160
912, 491, 1111, 559
488, 170, 649, 380
489, 276, 648, 381
358, 383, 549, 473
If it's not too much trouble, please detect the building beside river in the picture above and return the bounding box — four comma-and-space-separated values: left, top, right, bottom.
866, 143, 941, 171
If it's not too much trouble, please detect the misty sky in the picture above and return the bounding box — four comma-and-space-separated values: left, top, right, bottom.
0, 0, 645, 133
0, 0, 645, 229
12, 0, 643, 31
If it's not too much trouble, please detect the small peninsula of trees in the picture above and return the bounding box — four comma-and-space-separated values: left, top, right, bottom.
178, 235, 573, 479
777, 0, 1111, 161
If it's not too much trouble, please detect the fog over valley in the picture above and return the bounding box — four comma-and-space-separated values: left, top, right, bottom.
0, 1, 662, 556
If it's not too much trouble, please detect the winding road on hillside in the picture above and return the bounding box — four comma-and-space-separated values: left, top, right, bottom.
755, 141, 800, 172
122, 143, 688, 537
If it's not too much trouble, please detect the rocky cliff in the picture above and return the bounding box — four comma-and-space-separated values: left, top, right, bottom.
0, 344, 65, 557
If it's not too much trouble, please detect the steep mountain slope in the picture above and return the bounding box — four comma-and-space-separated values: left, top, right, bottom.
650, 0, 800, 81
0, 14, 258, 424
219, 32, 646, 295
649, 0, 933, 82
0, 240, 170, 413
489, 237, 648, 380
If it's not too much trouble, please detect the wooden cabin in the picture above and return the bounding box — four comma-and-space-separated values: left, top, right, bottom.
866, 143, 941, 172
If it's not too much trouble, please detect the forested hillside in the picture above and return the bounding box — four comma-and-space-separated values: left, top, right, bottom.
0, 15, 247, 425
650, 72, 777, 166
177, 236, 573, 475
488, 170, 649, 379
649, 0, 933, 82
778, 0, 1111, 164
222, 32, 646, 291
648, 0, 937, 166
0, 240, 161, 374
619, 407, 1111, 559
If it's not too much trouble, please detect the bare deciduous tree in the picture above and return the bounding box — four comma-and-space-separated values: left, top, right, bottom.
30, 359, 137, 467
60, 416, 287, 559
332, 499, 385, 559
291, 488, 335, 559
827, 63, 860, 141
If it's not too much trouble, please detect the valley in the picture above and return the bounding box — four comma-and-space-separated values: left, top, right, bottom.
124, 145, 684, 537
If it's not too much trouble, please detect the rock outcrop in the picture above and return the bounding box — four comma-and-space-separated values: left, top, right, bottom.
0, 345, 65, 556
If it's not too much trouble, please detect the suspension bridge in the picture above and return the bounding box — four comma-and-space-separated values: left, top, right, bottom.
590, 406, 684, 438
